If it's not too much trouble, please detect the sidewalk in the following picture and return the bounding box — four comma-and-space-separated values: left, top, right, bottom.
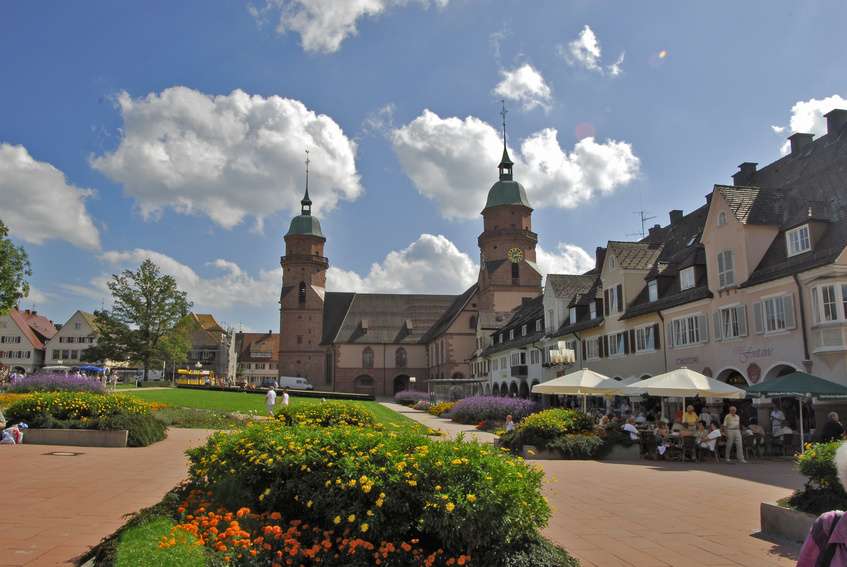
380, 402, 498, 443
1, 428, 214, 566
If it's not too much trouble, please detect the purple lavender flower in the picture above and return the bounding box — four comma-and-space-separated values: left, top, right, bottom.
7, 372, 105, 394
447, 396, 540, 424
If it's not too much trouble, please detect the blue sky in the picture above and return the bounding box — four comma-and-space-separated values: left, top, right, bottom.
2, 1, 846, 332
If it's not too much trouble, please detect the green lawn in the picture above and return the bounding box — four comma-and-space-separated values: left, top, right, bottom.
114, 516, 206, 567
120, 388, 421, 431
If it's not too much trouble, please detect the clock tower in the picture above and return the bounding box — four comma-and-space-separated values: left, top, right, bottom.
477, 106, 541, 313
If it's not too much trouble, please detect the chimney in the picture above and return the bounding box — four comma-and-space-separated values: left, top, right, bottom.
648, 224, 661, 237
788, 132, 814, 155
594, 246, 606, 271
825, 109, 847, 135
732, 162, 758, 186
669, 210, 683, 225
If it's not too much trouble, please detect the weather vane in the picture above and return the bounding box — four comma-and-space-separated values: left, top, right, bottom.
304, 149, 310, 192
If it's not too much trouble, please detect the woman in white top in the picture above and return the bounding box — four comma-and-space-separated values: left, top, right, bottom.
622, 416, 639, 441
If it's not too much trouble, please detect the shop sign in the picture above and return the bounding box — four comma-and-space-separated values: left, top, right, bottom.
734, 346, 774, 364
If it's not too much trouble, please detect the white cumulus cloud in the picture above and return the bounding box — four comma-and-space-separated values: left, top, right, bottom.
493, 64, 552, 111
536, 243, 595, 276
250, 0, 449, 54
559, 25, 624, 77
91, 87, 361, 230
391, 109, 640, 219
773, 95, 847, 155
327, 234, 478, 294
0, 144, 101, 250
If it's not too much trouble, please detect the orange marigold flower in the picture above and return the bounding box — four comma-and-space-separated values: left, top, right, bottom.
270, 511, 282, 521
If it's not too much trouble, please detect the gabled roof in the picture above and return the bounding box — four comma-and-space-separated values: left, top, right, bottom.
320, 292, 356, 345
7, 308, 57, 350
482, 296, 544, 357
325, 292, 457, 345
550, 314, 604, 338
421, 284, 478, 343
546, 274, 596, 299
236, 332, 279, 362
716, 185, 785, 225
622, 286, 712, 320
606, 241, 663, 270
78, 311, 99, 332
193, 313, 225, 334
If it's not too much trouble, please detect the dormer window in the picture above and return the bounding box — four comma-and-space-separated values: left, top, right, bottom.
521, 324, 527, 336
589, 301, 597, 319
717, 211, 727, 227
509, 329, 514, 340
648, 280, 658, 302
569, 307, 577, 323
680, 267, 695, 291
786, 224, 811, 257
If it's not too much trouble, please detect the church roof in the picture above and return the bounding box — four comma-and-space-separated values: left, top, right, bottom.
321, 292, 458, 345
286, 214, 325, 238
421, 284, 478, 343
483, 180, 530, 210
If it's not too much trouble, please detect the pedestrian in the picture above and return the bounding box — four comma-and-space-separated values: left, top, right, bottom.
265, 387, 277, 416
798, 443, 847, 565
282, 387, 290, 407
504, 415, 515, 432
723, 405, 746, 463
819, 412, 845, 443
770, 402, 786, 436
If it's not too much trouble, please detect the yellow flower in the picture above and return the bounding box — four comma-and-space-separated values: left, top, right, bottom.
407, 480, 417, 487
360, 523, 369, 533
334, 516, 341, 525
347, 514, 356, 523
445, 502, 455, 512
467, 494, 477, 503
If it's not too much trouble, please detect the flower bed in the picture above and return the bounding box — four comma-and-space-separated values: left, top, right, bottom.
788, 441, 847, 515
446, 396, 539, 425
8, 372, 105, 394
275, 401, 377, 428
4, 392, 165, 447
186, 422, 562, 565
500, 408, 601, 459
413, 400, 432, 411
426, 401, 455, 417
393, 390, 429, 406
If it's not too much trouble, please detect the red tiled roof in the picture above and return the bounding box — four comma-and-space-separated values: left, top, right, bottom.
8, 308, 57, 349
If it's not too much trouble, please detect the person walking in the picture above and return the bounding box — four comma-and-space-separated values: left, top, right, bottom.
282, 388, 290, 407
819, 412, 845, 443
723, 405, 746, 463
265, 387, 277, 416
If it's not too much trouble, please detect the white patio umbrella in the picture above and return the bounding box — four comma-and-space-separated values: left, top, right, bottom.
531, 368, 610, 411
592, 375, 642, 395
621, 367, 745, 418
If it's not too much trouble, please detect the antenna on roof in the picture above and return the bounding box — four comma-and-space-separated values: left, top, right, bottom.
627, 210, 656, 239
500, 99, 508, 149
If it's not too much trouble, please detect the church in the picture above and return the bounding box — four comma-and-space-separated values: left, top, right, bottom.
278, 136, 543, 396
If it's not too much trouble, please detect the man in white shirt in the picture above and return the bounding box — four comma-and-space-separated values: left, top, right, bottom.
723, 406, 746, 463
265, 387, 277, 416
770, 404, 786, 436
700, 423, 722, 452
622, 416, 640, 441
282, 388, 290, 407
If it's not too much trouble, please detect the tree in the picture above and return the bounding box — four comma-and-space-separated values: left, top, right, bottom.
0, 219, 31, 315
93, 259, 191, 380
158, 315, 192, 381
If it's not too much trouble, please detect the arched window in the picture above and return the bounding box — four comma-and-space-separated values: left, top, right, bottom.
362, 347, 374, 369
298, 281, 306, 304
395, 347, 407, 368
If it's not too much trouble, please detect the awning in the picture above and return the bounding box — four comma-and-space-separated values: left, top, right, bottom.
746, 372, 847, 399
531, 369, 610, 395
622, 367, 746, 399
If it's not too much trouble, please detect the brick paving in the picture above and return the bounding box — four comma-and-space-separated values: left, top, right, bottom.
0, 428, 213, 566
391, 403, 806, 566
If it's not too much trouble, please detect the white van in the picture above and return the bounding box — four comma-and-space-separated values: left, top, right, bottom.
278, 376, 314, 390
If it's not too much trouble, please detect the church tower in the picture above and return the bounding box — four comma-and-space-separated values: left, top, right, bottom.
279, 152, 328, 384
477, 104, 542, 312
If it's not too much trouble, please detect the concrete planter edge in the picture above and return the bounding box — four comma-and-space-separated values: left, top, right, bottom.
760, 501, 816, 544
23, 428, 129, 448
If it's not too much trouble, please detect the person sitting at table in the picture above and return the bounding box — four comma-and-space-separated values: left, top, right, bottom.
683, 405, 699, 427
699, 422, 722, 454
655, 422, 671, 457
694, 421, 707, 443
819, 412, 845, 443
622, 416, 640, 441
698, 408, 712, 427
635, 412, 647, 425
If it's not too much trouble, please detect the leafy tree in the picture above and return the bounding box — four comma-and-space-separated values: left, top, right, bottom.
88, 259, 191, 380
158, 315, 193, 380
0, 220, 31, 315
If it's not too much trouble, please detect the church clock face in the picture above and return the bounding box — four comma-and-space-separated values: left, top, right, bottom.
507, 247, 524, 263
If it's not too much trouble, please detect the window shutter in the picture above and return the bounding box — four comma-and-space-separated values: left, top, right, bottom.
629, 329, 636, 353
698, 314, 709, 343
666, 322, 674, 349
604, 290, 610, 316
616, 284, 624, 313
737, 305, 748, 337
653, 323, 661, 350
602, 335, 608, 358
753, 302, 764, 334
784, 295, 796, 329
623, 333, 630, 354
713, 311, 723, 341
582, 341, 587, 360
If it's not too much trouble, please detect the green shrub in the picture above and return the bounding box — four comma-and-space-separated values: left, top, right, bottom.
99, 413, 167, 447
114, 515, 206, 567
275, 400, 376, 428
427, 401, 455, 416
187, 423, 550, 555
495, 534, 581, 567
518, 409, 593, 439
5, 391, 152, 422
546, 434, 604, 459
790, 441, 847, 514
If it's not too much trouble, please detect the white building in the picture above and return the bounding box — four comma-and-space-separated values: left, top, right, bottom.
44, 310, 100, 365
0, 308, 57, 375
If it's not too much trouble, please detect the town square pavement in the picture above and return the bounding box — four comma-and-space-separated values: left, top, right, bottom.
387, 403, 806, 566
0, 428, 213, 566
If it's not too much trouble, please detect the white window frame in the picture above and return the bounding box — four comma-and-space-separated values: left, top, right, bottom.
760, 294, 793, 334
680, 267, 695, 291
607, 332, 627, 358
648, 280, 658, 302
717, 250, 735, 289
719, 305, 742, 339
521, 324, 527, 337
585, 337, 600, 360
535, 319, 542, 332
635, 325, 656, 353
786, 224, 812, 257
671, 314, 704, 347
509, 329, 514, 340
717, 211, 727, 227
811, 283, 847, 324
589, 301, 597, 319
608, 285, 620, 314
569, 307, 577, 324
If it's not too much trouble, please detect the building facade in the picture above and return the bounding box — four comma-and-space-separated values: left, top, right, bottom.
184, 313, 236, 381
0, 308, 57, 375
279, 142, 541, 396
235, 331, 279, 386
44, 310, 99, 366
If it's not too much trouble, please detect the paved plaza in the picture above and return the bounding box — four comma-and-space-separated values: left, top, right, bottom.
1, 428, 213, 566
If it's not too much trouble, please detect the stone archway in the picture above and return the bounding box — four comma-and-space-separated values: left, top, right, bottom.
509, 382, 519, 397
501, 383, 509, 397
12, 366, 26, 375
484, 384, 491, 395
492, 383, 500, 396
354, 374, 375, 396
393, 374, 410, 394
717, 367, 747, 388
519, 381, 530, 399
530, 380, 540, 402
764, 363, 799, 382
